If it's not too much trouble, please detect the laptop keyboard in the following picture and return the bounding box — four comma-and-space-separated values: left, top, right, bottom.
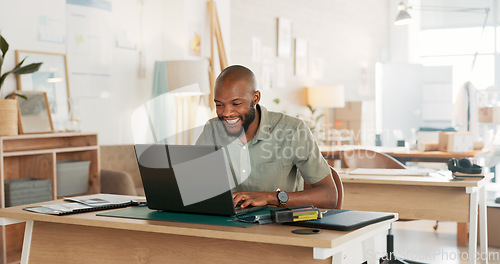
234, 205, 267, 215
234, 205, 255, 215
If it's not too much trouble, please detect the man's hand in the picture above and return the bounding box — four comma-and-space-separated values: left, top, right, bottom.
232, 173, 338, 209
232, 191, 274, 208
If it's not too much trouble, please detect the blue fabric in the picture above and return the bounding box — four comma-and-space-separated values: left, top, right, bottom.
152, 61, 168, 97
150, 61, 174, 143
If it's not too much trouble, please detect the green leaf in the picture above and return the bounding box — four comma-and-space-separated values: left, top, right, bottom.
12, 62, 42, 75
12, 57, 26, 71
0, 54, 3, 76
0, 34, 8, 58
0, 72, 8, 89
5, 92, 27, 100
307, 104, 316, 114
0, 62, 42, 90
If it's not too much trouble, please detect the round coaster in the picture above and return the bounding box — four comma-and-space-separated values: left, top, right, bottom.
291, 228, 322, 235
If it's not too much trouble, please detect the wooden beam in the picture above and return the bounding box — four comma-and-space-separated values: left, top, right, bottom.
206, 0, 228, 110
213, 3, 228, 70
207, 0, 216, 110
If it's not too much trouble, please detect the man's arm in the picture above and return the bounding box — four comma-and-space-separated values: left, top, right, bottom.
232, 173, 338, 209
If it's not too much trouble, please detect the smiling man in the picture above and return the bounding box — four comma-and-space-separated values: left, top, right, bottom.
196, 65, 337, 209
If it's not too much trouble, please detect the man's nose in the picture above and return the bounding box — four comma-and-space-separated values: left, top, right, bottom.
220, 105, 235, 117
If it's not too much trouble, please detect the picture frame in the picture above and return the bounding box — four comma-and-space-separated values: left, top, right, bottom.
16, 91, 54, 134
277, 17, 293, 57
15, 50, 70, 132
294, 38, 308, 76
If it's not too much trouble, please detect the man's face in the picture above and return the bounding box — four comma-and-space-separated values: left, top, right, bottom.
215, 80, 257, 137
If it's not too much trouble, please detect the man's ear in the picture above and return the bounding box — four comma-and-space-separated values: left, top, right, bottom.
253, 90, 261, 105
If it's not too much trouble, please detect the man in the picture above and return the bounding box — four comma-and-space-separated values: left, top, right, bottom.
196, 65, 337, 209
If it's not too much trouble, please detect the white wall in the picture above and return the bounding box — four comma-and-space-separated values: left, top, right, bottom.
1, 0, 387, 145
0, 0, 229, 144
230, 0, 389, 125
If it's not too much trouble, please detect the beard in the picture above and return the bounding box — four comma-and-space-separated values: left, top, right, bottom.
218, 103, 256, 137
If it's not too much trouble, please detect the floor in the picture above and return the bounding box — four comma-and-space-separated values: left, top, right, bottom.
393, 220, 500, 264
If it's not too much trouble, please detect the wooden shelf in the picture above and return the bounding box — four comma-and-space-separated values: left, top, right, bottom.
0, 132, 100, 263
2, 146, 97, 157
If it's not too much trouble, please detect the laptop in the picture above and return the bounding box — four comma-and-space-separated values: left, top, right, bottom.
287, 209, 396, 231
134, 144, 266, 216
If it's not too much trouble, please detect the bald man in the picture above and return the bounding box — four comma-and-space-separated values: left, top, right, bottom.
196, 65, 337, 209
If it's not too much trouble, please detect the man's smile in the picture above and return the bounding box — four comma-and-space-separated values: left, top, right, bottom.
224, 117, 241, 126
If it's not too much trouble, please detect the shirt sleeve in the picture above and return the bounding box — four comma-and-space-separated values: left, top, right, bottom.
195, 121, 214, 145
291, 120, 331, 184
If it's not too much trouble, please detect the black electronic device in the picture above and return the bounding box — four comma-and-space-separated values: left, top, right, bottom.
286, 209, 395, 231
447, 158, 483, 174
134, 144, 266, 216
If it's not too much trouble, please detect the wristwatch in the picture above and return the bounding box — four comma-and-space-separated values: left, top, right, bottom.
276, 188, 289, 207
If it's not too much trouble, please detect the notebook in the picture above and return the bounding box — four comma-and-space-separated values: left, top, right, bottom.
286, 209, 396, 231
134, 144, 266, 216
23, 194, 141, 215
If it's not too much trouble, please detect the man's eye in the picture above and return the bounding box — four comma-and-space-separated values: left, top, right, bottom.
233, 103, 242, 106
216, 104, 222, 107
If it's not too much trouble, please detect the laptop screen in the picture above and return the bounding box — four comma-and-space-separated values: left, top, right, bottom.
135, 144, 241, 216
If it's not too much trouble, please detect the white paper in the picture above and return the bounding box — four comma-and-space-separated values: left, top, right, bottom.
66, 1, 112, 98
64, 194, 135, 207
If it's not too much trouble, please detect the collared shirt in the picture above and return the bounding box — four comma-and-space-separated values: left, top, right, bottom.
196, 104, 330, 192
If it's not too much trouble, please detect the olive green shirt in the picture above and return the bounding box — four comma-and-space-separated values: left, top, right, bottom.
195, 104, 330, 192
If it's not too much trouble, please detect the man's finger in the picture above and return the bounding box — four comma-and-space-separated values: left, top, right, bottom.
240, 199, 253, 208
233, 194, 243, 206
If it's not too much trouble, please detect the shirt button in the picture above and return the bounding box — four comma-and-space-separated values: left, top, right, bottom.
242, 169, 247, 173
242, 146, 247, 150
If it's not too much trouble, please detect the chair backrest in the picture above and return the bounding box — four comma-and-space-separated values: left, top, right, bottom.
342, 149, 406, 169
330, 166, 344, 209
303, 166, 343, 209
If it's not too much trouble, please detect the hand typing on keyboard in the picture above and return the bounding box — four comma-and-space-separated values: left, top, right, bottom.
233, 191, 272, 208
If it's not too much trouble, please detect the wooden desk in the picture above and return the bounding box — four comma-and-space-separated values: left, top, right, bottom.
0, 200, 397, 264
321, 145, 480, 246
340, 172, 490, 264
320, 145, 477, 165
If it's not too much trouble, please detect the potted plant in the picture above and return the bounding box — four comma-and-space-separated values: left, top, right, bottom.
0, 33, 42, 136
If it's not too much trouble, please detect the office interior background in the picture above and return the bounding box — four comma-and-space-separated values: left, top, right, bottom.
3, 0, 497, 148
3, 1, 500, 262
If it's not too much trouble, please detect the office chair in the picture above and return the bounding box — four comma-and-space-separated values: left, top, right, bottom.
341, 149, 426, 264
330, 166, 344, 210
100, 169, 138, 196
304, 166, 343, 209
342, 149, 406, 169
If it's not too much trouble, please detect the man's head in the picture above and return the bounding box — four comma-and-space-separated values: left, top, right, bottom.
214, 65, 261, 137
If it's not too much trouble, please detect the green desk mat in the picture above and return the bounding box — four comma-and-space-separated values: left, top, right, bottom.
97, 205, 271, 228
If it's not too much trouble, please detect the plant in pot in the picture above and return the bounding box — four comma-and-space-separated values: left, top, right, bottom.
0, 33, 42, 136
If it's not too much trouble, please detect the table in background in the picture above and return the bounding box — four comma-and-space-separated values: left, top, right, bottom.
339, 172, 490, 264
320, 145, 477, 166
0, 199, 396, 264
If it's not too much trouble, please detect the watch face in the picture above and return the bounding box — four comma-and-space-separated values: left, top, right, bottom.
278, 191, 289, 203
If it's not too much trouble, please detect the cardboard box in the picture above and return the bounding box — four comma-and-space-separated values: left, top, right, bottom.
478, 106, 500, 123
332, 120, 361, 145
438, 132, 473, 153
334, 101, 362, 121
333, 102, 362, 145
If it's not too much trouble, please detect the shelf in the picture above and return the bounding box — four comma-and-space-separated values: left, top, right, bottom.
0, 132, 100, 263
1, 133, 98, 153
2, 146, 98, 157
